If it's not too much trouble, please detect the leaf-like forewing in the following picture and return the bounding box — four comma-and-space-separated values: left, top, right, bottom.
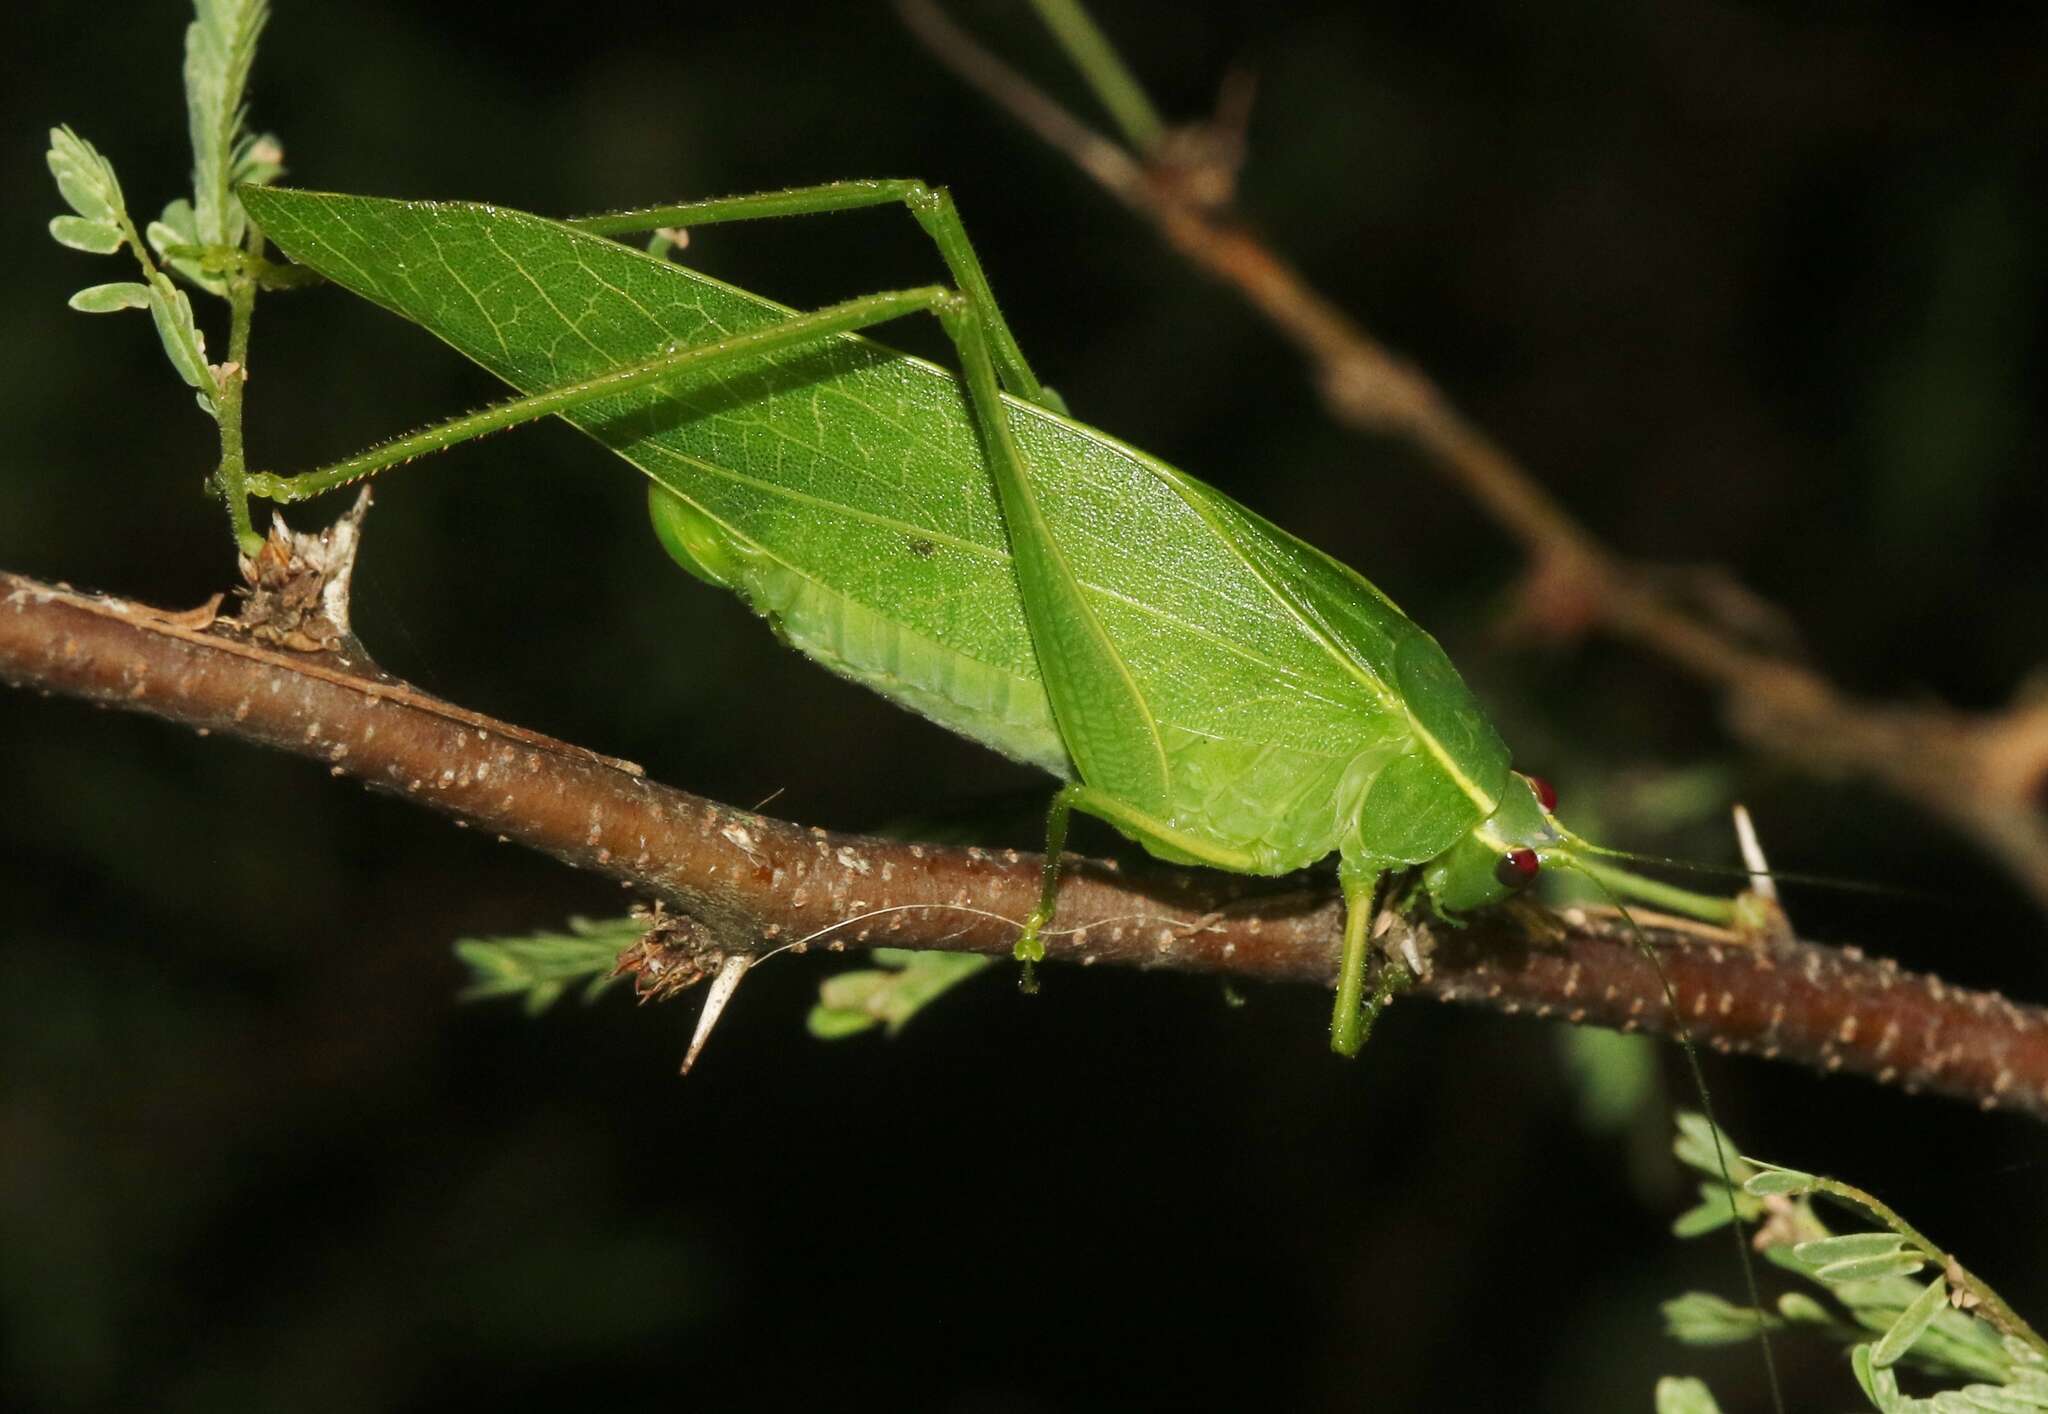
244, 189, 1499, 871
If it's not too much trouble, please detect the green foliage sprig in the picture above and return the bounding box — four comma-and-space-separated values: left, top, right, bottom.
456, 912, 994, 1041
1663, 1113, 2048, 1412
46, 0, 281, 548
807, 949, 994, 1038
47, 125, 214, 414
453, 918, 645, 1016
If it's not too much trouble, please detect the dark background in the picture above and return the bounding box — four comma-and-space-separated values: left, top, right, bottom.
5, 2, 2046, 1409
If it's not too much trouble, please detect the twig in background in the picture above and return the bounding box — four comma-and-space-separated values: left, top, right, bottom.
894, 0, 2048, 915
8, 563, 2048, 1118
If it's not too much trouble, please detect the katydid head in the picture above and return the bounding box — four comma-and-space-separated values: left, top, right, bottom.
1422, 771, 1565, 912
1425, 770, 1752, 925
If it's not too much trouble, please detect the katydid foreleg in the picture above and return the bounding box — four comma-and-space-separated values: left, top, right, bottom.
1332, 859, 1397, 1058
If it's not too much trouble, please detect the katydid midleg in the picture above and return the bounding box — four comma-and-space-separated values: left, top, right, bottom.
235, 180, 1746, 1057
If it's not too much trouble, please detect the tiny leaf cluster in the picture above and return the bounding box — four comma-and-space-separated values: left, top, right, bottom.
47, 0, 284, 549
453, 918, 645, 1017
1663, 1113, 2048, 1412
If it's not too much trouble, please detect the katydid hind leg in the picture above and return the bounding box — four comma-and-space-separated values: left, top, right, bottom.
250, 285, 959, 504
258, 180, 1063, 503
1012, 785, 1081, 964
936, 294, 1174, 826
565, 180, 1055, 411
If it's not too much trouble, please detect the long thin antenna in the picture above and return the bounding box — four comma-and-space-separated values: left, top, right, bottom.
1566, 835, 1924, 904
1565, 861, 1785, 1413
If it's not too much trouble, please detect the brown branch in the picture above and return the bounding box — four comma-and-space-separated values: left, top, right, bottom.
895, 0, 2048, 914
8, 562, 2048, 1118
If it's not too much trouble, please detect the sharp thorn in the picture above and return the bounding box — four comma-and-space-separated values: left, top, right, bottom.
1731, 804, 1779, 902
680, 953, 752, 1076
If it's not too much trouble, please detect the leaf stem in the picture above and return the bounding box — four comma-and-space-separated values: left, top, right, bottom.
1810, 1177, 2048, 1359
213, 256, 260, 554
110, 205, 217, 417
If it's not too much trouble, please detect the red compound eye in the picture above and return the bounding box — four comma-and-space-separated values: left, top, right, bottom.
1523, 774, 1558, 813
1495, 848, 1541, 888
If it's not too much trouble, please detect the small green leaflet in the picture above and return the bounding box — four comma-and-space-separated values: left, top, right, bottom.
807, 950, 994, 1038
454, 916, 644, 1015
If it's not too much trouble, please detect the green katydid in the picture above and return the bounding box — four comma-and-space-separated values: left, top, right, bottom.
233, 180, 1745, 1057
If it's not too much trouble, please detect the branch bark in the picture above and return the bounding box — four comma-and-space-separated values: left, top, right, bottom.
8, 565, 2048, 1120
895, 0, 2048, 916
